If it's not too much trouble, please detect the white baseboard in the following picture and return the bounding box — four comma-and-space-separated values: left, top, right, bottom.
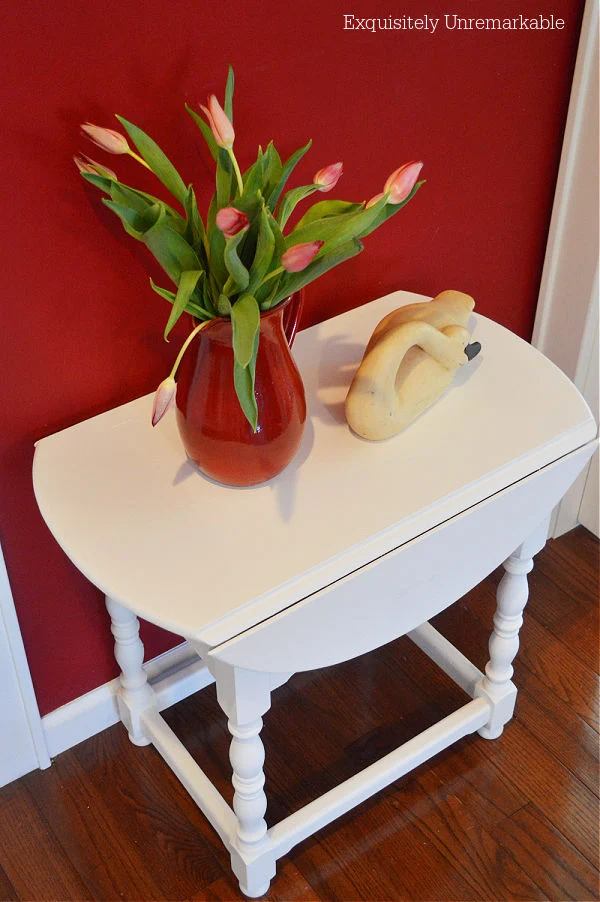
42, 642, 214, 759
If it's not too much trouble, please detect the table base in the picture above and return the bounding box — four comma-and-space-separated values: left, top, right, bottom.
106, 527, 544, 897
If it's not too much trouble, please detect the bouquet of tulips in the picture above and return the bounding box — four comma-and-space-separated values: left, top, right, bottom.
76, 67, 424, 429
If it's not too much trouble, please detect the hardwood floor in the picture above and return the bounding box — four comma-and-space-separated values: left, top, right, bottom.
0, 527, 598, 901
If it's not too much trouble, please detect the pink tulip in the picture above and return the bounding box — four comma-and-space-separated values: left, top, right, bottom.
313, 162, 343, 192
81, 123, 130, 155
74, 154, 117, 179
152, 376, 177, 426
384, 161, 423, 204
281, 241, 324, 273
216, 206, 249, 239
365, 192, 385, 209
200, 95, 235, 149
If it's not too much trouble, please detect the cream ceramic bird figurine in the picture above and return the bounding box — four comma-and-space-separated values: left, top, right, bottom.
345, 290, 481, 440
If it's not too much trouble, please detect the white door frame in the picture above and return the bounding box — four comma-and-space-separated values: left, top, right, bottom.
0, 539, 50, 786
532, 0, 599, 537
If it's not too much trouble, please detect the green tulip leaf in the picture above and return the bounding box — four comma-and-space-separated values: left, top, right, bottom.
150, 278, 211, 321
233, 323, 260, 431
186, 104, 218, 161
277, 184, 320, 230
285, 194, 388, 252
200, 274, 217, 318
85, 173, 185, 226
124, 190, 185, 234
268, 237, 363, 308
184, 184, 207, 254
261, 142, 283, 199
223, 228, 250, 291
102, 198, 149, 238
257, 275, 285, 309
242, 148, 266, 197
248, 204, 275, 294
267, 139, 312, 212
149, 280, 176, 303
216, 147, 233, 207
234, 359, 258, 432
294, 199, 363, 231
208, 221, 227, 290
110, 182, 156, 217
224, 64, 235, 121
231, 294, 260, 368
217, 294, 232, 316
142, 208, 203, 284
164, 270, 203, 340
80, 172, 114, 194
267, 209, 286, 260
115, 115, 188, 205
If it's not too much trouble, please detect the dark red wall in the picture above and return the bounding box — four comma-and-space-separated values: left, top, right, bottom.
0, 0, 584, 715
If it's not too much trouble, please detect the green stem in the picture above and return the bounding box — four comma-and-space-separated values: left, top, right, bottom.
127, 149, 152, 170
260, 265, 284, 286
170, 321, 209, 379
228, 148, 244, 196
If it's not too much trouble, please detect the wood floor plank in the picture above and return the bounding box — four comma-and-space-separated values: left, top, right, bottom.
472, 718, 599, 867
0, 863, 17, 902
491, 802, 600, 901
194, 858, 320, 901
292, 792, 480, 901
434, 599, 599, 793
510, 675, 599, 796
464, 585, 599, 732
0, 781, 90, 901
548, 604, 599, 674
388, 781, 546, 901
23, 749, 170, 900
261, 642, 462, 823
537, 527, 599, 603
73, 724, 228, 895
524, 565, 599, 672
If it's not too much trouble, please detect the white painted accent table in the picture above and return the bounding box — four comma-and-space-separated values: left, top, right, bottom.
33, 291, 597, 897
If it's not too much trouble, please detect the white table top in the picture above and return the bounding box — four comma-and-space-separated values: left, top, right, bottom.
33, 291, 596, 646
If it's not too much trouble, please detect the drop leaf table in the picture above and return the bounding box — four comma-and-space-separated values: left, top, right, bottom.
33, 291, 597, 897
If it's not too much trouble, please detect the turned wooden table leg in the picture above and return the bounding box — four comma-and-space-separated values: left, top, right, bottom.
229, 715, 268, 859
105, 596, 155, 746
475, 518, 550, 739
210, 659, 276, 898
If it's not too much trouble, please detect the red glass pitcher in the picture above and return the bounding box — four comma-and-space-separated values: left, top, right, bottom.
175, 293, 306, 487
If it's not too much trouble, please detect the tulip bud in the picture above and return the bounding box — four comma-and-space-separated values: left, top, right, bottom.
281, 241, 324, 273
313, 162, 343, 192
216, 206, 249, 239
152, 376, 177, 426
384, 161, 423, 204
365, 192, 385, 209
200, 95, 235, 149
74, 154, 117, 179
81, 123, 130, 155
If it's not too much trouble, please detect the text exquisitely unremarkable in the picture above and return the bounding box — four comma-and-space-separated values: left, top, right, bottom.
342, 14, 566, 32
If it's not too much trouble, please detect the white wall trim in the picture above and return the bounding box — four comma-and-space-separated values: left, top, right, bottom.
532, 0, 599, 537
42, 641, 214, 758
533, 0, 598, 369
0, 542, 51, 785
